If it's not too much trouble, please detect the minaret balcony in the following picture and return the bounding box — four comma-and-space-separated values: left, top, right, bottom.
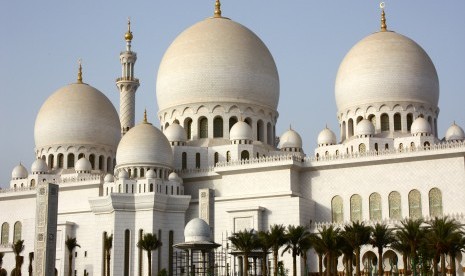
116, 77, 139, 83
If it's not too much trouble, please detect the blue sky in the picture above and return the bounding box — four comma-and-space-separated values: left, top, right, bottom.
1, 1, 464, 187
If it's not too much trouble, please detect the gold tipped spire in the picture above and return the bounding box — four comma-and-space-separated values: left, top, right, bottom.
77, 59, 83, 83
214, 0, 222, 18
143, 109, 148, 123
125, 17, 133, 41
380, 2, 387, 31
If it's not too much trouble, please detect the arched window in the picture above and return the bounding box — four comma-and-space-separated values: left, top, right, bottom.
213, 117, 223, 138
107, 157, 112, 173
214, 152, 219, 165
133, 168, 138, 178
410, 142, 416, 151
118, 185, 121, 193
407, 113, 413, 131
388, 191, 402, 220
1, 223, 9, 245
381, 114, 389, 131
99, 155, 104, 170
385, 144, 389, 150
13, 221, 21, 242
244, 117, 252, 126
267, 122, 272, 145
184, 118, 193, 140
367, 114, 376, 129
150, 183, 153, 192
182, 152, 187, 170
195, 153, 201, 168
350, 194, 362, 222
335, 150, 339, 156
30, 179, 35, 187
359, 143, 366, 154
199, 117, 208, 138
429, 188, 443, 218
241, 150, 249, 160
399, 143, 403, 152
229, 117, 238, 131
57, 154, 64, 168
89, 154, 95, 169
374, 143, 379, 152
48, 154, 54, 169
424, 141, 430, 148
78, 153, 85, 160
67, 153, 75, 168
124, 229, 130, 276
331, 196, 343, 223
257, 120, 264, 142
348, 118, 354, 138
356, 116, 363, 124
394, 113, 401, 131
369, 193, 382, 221
226, 151, 231, 162
164, 122, 170, 130
409, 189, 422, 219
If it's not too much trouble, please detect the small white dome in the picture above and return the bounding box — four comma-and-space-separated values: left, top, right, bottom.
278, 128, 302, 149
146, 169, 156, 179
411, 117, 431, 135
168, 172, 183, 184
104, 174, 114, 183
116, 122, 173, 169
356, 119, 375, 136
31, 159, 48, 174
11, 164, 28, 180
230, 121, 253, 141
317, 127, 337, 146
184, 218, 211, 243
164, 123, 187, 143
75, 157, 92, 172
118, 169, 129, 179
445, 123, 465, 141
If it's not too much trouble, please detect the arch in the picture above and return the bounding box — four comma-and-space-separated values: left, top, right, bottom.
164, 122, 170, 130
213, 116, 223, 138
198, 117, 208, 138
257, 120, 264, 142
196, 105, 209, 114
67, 153, 75, 168
429, 188, 443, 218
369, 193, 382, 221
241, 150, 250, 160
368, 114, 376, 129
226, 151, 231, 162
184, 117, 193, 140
98, 155, 104, 170
359, 143, 366, 154
407, 113, 413, 131
350, 194, 362, 222
374, 143, 379, 152
410, 142, 416, 151
399, 143, 403, 152
214, 152, 219, 165
267, 122, 272, 145
388, 191, 402, 220
244, 117, 252, 126
78, 153, 84, 159
89, 154, 95, 169
195, 153, 201, 168
124, 229, 130, 276
229, 116, 238, 131
57, 153, 64, 168
150, 183, 154, 192
182, 152, 187, 170
424, 141, 430, 149
394, 113, 401, 131
30, 179, 35, 187
331, 196, 343, 223
381, 113, 389, 131
1, 222, 9, 245
356, 116, 363, 124
341, 121, 347, 141
348, 118, 354, 138
408, 189, 422, 219
106, 157, 112, 173
13, 221, 21, 242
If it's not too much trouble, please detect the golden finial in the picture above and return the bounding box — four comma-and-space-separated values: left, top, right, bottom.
214, 0, 222, 18
125, 17, 133, 41
77, 59, 83, 83
143, 109, 148, 123
380, 2, 387, 31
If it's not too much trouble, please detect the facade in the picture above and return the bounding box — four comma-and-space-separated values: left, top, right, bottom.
1, 2, 465, 276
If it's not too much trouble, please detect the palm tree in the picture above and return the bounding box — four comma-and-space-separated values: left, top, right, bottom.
104, 233, 113, 276
369, 223, 395, 276
426, 216, 462, 276
257, 230, 273, 276
137, 233, 162, 276
338, 236, 354, 276
447, 233, 465, 276
65, 236, 81, 276
0, 252, 7, 276
12, 239, 25, 276
229, 229, 258, 275
28, 252, 34, 276
299, 234, 313, 276
342, 221, 371, 276
269, 224, 287, 276
282, 225, 311, 276
310, 234, 325, 276
395, 218, 426, 276
391, 234, 411, 276
315, 225, 342, 276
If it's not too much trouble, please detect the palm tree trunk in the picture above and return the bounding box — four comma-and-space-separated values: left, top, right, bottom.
440, 253, 446, 276
245, 254, 249, 276
303, 253, 308, 276
106, 251, 111, 276
378, 247, 383, 276
402, 255, 408, 276
349, 255, 354, 276
449, 253, 456, 276
292, 252, 297, 276
326, 253, 332, 276
355, 249, 361, 276
68, 254, 73, 276
262, 253, 268, 276
148, 251, 152, 276
274, 252, 279, 276
318, 253, 323, 276
432, 254, 438, 276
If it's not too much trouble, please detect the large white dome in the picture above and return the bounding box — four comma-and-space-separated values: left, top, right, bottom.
184, 218, 211, 243
34, 83, 121, 150
116, 122, 173, 168
335, 31, 439, 112
156, 17, 279, 111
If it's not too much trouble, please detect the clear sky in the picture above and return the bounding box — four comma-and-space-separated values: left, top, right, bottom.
1, 1, 464, 187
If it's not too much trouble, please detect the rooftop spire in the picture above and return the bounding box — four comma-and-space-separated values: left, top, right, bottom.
214, 0, 222, 18
143, 109, 148, 123
77, 59, 83, 83
125, 17, 133, 42
380, 2, 387, 31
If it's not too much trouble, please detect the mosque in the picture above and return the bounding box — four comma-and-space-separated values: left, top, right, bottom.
1, 1, 465, 276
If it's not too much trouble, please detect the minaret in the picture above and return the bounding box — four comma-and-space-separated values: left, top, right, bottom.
116, 18, 140, 136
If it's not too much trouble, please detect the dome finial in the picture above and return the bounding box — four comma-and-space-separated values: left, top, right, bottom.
214, 0, 222, 18
77, 59, 83, 83
380, 2, 387, 31
125, 17, 133, 42
143, 108, 148, 123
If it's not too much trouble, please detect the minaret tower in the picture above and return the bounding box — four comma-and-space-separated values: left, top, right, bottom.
116, 18, 140, 136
